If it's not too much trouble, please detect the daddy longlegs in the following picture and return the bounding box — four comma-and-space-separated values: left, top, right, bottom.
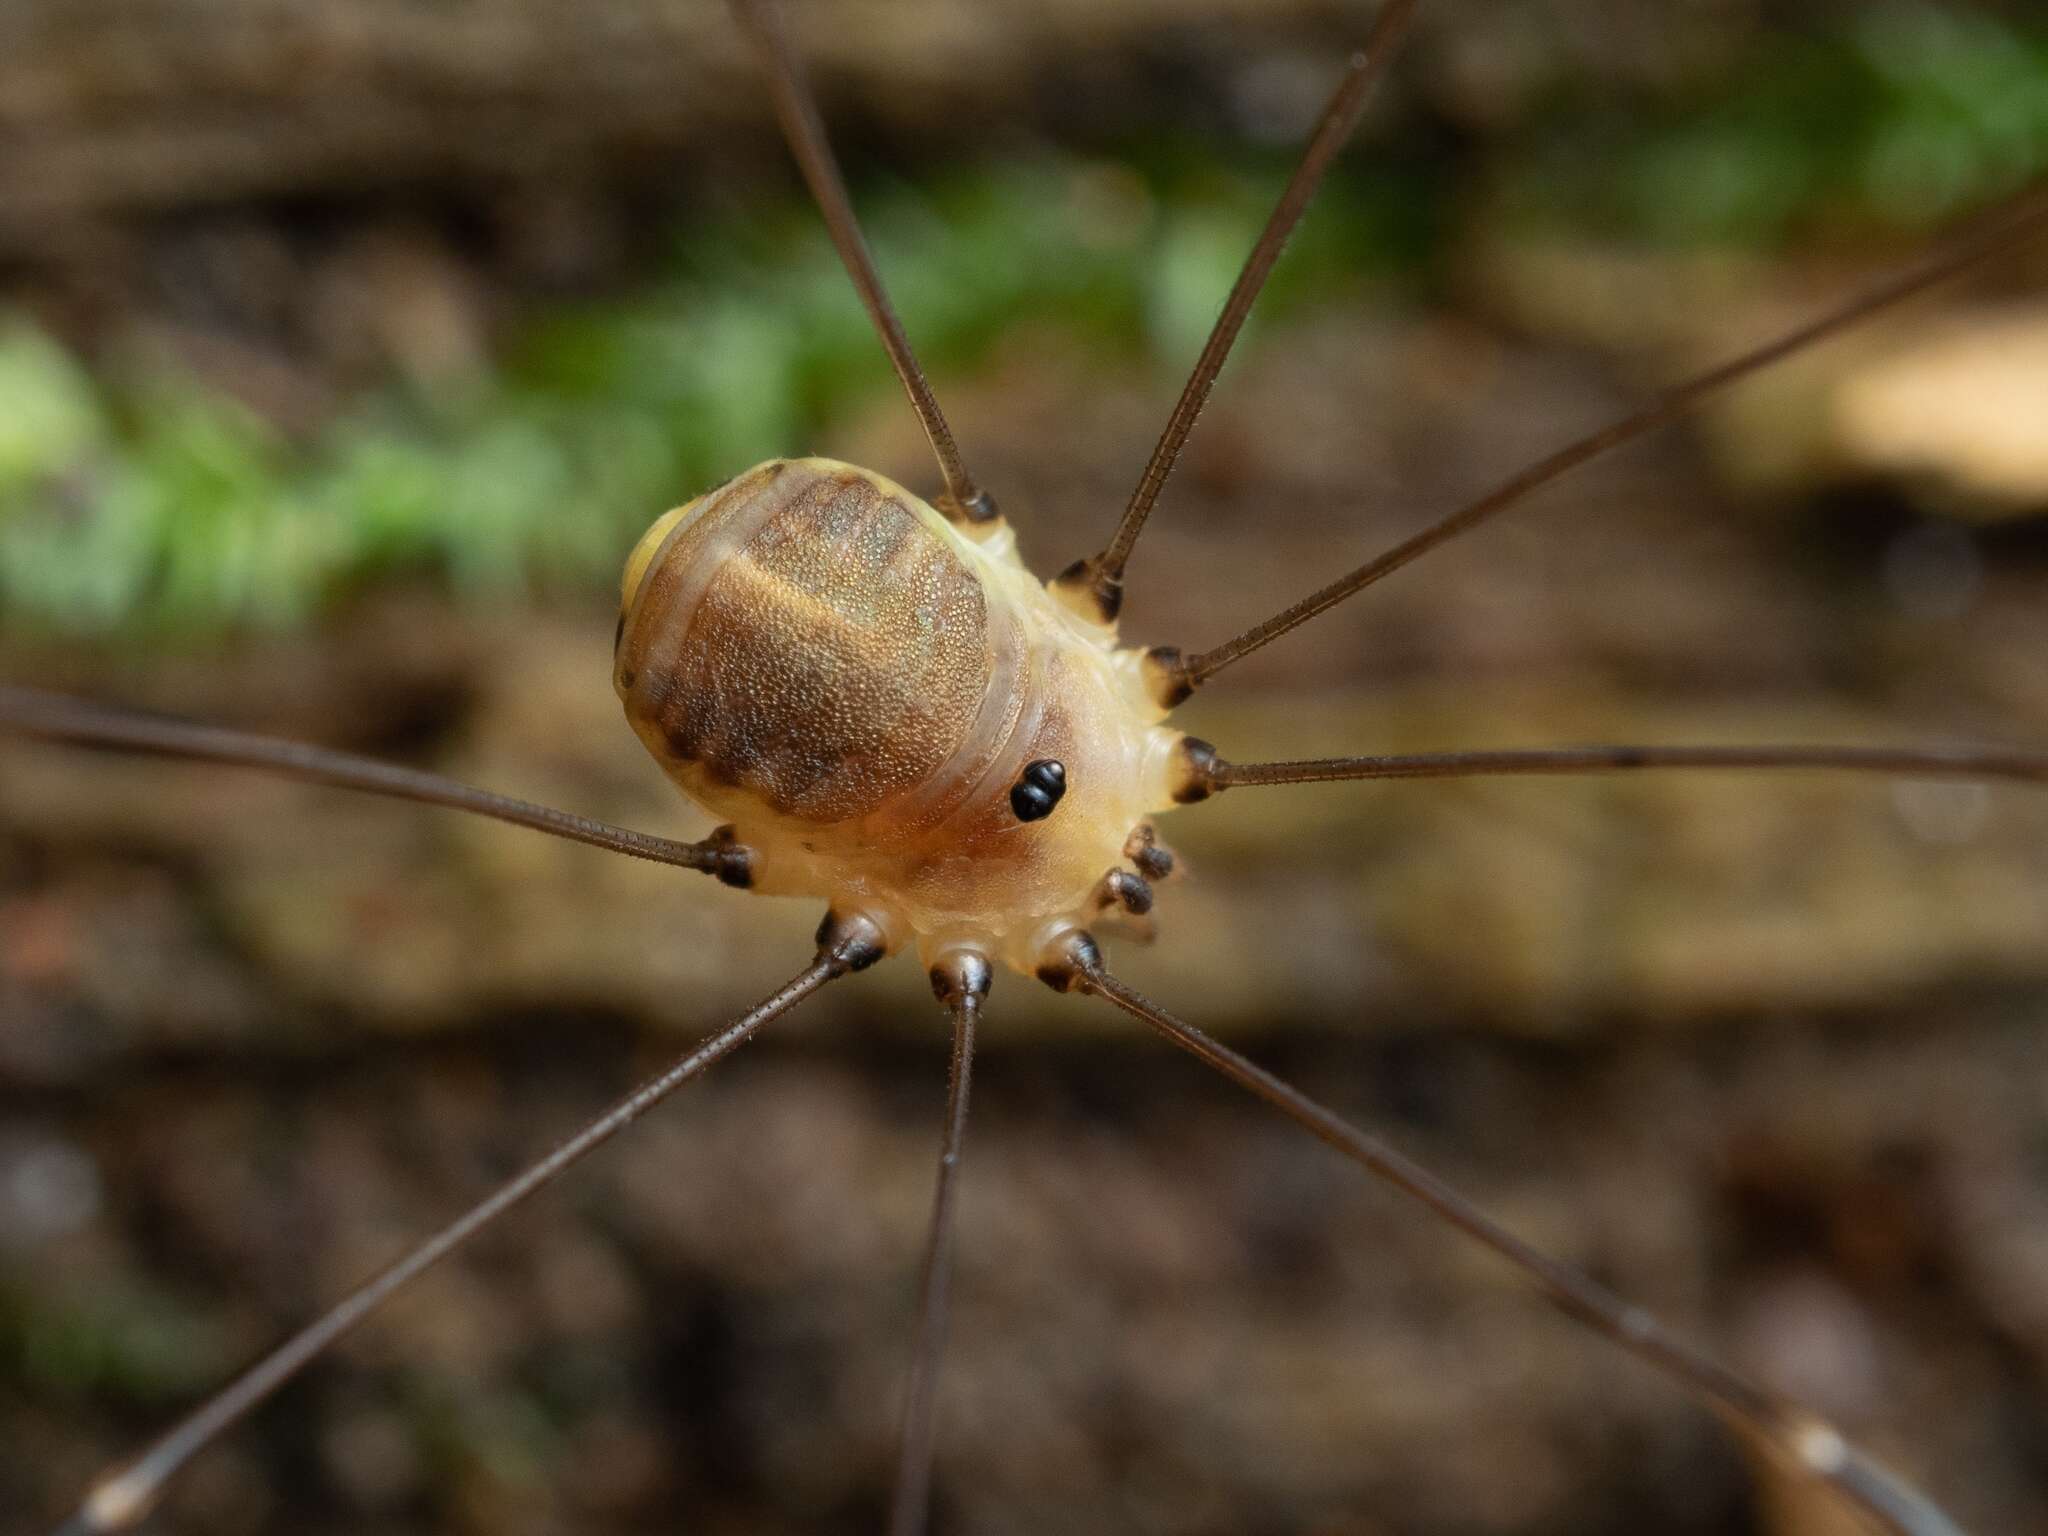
6, 1, 2048, 1531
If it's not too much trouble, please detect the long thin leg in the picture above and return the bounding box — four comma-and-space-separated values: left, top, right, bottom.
1056, 0, 1420, 620
51, 921, 884, 1536
1183, 740, 2048, 795
888, 954, 989, 1536
1046, 941, 1968, 1536
0, 685, 749, 880
1150, 190, 2048, 702
728, 0, 993, 524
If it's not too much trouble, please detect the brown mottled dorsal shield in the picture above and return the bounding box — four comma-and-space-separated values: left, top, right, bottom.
618, 460, 991, 824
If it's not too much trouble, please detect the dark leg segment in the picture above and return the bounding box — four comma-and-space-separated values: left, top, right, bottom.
51, 919, 885, 1536
888, 952, 991, 1536
1040, 934, 1969, 1536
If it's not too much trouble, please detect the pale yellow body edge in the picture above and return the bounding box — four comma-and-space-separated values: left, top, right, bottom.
619, 458, 1190, 979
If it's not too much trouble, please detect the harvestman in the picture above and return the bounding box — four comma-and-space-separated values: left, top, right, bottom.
7, 2, 2048, 1532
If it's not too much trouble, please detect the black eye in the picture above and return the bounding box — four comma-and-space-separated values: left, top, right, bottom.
1010, 759, 1067, 822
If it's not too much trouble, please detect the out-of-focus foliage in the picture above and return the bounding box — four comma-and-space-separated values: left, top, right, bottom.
0, 162, 1419, 637
1501, 4, 2048, 243
0, 2, 2043, 636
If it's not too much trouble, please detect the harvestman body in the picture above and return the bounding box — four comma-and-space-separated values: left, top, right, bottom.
615, 456, 1191, 975
8, 1, 2048, 1532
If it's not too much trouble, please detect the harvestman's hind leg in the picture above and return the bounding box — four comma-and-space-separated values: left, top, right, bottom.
888, 952, 991, 1536
45, 918, 883, 1535
0, 686, 900, 1531
1036, 935, 1971, 1536
1144, 734, 2048, 1526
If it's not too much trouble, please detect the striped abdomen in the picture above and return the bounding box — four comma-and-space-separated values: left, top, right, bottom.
615, 459, 1000, 826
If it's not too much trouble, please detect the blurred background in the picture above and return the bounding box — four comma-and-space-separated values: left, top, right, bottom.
3, 1, 2048, 1531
